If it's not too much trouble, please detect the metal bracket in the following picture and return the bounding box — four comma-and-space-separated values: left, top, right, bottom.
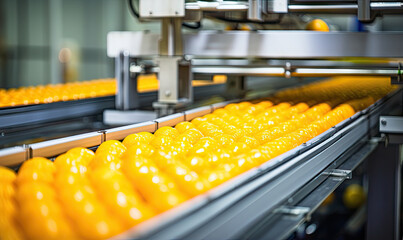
274, 206, 310, 216
322, 169, 352, 179
284, 61, 292, 78
23, 144, 32, 160
391, 62, 402, 84
379, 116, 403, 134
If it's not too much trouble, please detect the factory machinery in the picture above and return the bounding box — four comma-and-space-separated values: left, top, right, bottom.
1, 0, 403, 239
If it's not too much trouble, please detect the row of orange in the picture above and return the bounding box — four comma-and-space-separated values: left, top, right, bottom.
0, 79, 116, 108
0, 77, 396, 240
0, 75, 226, 108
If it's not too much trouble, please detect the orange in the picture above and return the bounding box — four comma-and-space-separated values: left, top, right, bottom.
95, 140, 127, 157
234, 154, 256, 173
149, 135, 174, 149
65, 147, 95, 165
18, 200, 77, 240
190, 117, 208, 126
205, 149, 232, 167
89, 168, 139, 197
237, 136, 260, 148
0, 220, 24, 240
16, 182, 57, 203
175, 121, 196, 133
226, 142, 251, 156
168, 141, 193, 158
202, 169, 231, 189
154, 126, 179, 139
54, 171, 91, 187
197, 122, 223, 137
212, 108, 231, 117
0, 183, 15, 200
306, 19, 329, 31
54, 153, 88, 174
0, 166, 17, 184
150, 150, 180, 170
0, 197, 17, 219
176, 129, 203, 145
216, 134, 235, 148
89, 154, 122, 171
17, 157, 55, 185
122, 132, 154, 147
123, 168, 187, 212
164, 162, 210, 197
124, 143, 155, 158
88, 168, 155, 228
181, 155, 212, 174
215, 162, 241, 179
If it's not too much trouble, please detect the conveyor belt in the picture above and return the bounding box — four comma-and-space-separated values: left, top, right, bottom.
113, 90, 401, 240
0, 87, 401, 239
0, 84, 227, 129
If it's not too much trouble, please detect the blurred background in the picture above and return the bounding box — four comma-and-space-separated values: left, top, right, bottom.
1, 0, 403, 89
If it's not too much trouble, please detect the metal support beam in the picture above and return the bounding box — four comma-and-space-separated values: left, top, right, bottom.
367, 144, 402, 240
358, 0, 372, 22
115, 52, 140, 110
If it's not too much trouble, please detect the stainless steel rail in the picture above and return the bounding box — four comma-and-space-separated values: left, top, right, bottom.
108, 31, 403, 59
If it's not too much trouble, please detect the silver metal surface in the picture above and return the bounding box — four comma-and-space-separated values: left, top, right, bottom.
250, 141, 379, 240
379, 116, 403, 134
293, 68, 397, 77
155, 113, 185, 128
248, 0, 263, 21
192, 66, 285, 76
183, 106, 212, 121
367, 144, 402, 240
160, 18, 183, 56
273, 206, 310, 216
358, 0, 371, 21
104, 121, 157, 141
267, 0, 288, 13
139, 0, 184, 18
0, 146, 27, 167
108, 31, 403, 58
185, 1, 249, 11
156, 57, 193, 105
184, 31, 403, 58
322, 169, 352, 179
30, 132, 103, 158
103, 110, 157, 126
107, 32, 159, 57
116, 51, 138, 110
288, 2, 403, 13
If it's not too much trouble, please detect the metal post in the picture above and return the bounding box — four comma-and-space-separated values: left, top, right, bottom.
358, 0, 371, 22
115, 52, 124, 110
225, 75, 246, 100
366, 143, 402, 240
116, 51, 139, 110
154, 16, 192, 116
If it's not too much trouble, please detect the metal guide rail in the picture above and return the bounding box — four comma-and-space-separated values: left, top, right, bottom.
0, 89, 401, 239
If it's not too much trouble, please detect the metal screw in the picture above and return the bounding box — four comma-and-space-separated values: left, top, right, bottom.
175, 11, 179, 15
285, 62, 292, 71
149, 11, 153, 15
381, 119, 387, 126
285, 71, 291, 79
